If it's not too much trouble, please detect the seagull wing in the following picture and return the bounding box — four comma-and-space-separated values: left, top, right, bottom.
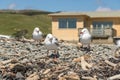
116, 40, 120, 47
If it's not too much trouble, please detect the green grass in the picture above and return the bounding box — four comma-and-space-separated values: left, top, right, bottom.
0, 13, 51, 38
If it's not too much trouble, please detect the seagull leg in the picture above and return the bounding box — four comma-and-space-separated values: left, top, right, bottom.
53, 50, 59, 64
88, 44, 90, 50
47, 50, 49, 57
34, 40, 38, 46
80, 44, 83, 48
80, 45, 85, 51
37, 40, 40, 45
86, 44, 92, 53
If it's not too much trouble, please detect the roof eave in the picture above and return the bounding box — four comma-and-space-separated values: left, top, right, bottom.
91, 17, 120, 18
48, 14, 90, 18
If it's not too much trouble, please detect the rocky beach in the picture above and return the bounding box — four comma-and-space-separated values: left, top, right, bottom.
0, 38, 120, 80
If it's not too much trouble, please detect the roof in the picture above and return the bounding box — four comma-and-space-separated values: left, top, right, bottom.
49, 11, 120, 18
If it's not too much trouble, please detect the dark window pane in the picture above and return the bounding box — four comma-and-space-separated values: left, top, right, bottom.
68, 18, 77, 28
58, 18, 67, 28
92, 21, 113, 29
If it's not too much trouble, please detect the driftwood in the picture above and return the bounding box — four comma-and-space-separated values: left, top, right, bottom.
64, 75, 80, 80
26, 72, 39, 80
0, 42, 120, 80
73, 57, 81, 62
0, 59, 17, 65
0, 54, 120, 80
73, 55, 91, 62
58, 73, 65, 78
21, 38, 34, 42
73, 56, 92, 70
105, 60, 117, 67
81, 56, 92, 70
0, 65, 6, 69
82, 76, 97, 80
43, 69, 51, 74
58, 71, 80, 80
7, 53, 21, 57
108, 74, 120, 80
26, 74, 39, 80
8, 63, 16, 69
59, 77, 66, 80
54, 67, 69, 74
65, 72, 80, 80
0, 53, 20, 57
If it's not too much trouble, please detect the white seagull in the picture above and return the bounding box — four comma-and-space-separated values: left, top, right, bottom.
114, 39, 120, 50
32, 27, 43, 42
113, 40, 120, 57
116, 40, 120, 48
44, 33, 59, 56
79, 28, 91, 49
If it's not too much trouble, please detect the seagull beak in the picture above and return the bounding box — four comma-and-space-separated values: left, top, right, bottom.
80, 32, 83, 34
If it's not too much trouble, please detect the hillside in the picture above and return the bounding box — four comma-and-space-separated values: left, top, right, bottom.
0, 9, 52, 38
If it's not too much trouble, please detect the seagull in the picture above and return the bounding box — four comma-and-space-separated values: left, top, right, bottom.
32, 27, 43, 43
116, 40, 120, 48
114, 39, 120, 57
44, 33, 59, 57
115, 40, 120, 51
79, 28, 91, 50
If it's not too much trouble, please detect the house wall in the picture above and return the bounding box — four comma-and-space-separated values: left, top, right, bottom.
51, 16, 120, 41
113, 18, 120, 37
52, 16, 86, 41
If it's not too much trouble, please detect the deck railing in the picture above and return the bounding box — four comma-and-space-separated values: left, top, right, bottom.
78, 28, 113, 38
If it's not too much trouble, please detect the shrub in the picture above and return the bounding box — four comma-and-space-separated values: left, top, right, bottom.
12, 29, 28, 40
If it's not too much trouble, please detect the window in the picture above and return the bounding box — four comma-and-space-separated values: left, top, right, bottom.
92, 21, 113, 29
59, 18, 67, 28
58, 18, 77, 29
92, 21, 113, 37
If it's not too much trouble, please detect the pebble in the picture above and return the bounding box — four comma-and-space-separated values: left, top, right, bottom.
0, 38, 119, 79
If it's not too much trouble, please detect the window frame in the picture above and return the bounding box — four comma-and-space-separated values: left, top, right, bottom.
58, 18, 77, 29
92, 21, 113, 29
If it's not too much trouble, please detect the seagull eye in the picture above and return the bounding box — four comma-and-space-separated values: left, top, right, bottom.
55, 38, 58, 40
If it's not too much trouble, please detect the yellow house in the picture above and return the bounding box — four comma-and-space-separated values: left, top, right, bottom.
49, 11, 120, 41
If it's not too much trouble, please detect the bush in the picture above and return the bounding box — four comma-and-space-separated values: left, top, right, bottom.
12, 29, 28, 40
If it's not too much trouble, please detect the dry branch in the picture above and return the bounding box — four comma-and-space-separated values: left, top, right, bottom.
54, 67, 69, 74
81, 56, 92, 70
0, 59, 13, 65
73, 55, 91, 62
108, 74, 120, 80
64, 74, 80, 80
73, 57, 81, 62
82, 76, 96, 80
43, 69, 51, 74
59, 77, 66, 80
26, 72, 39, 80
105, 60, 117, 67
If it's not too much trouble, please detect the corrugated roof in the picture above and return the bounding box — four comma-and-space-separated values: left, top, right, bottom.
49, 11, 120, 18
